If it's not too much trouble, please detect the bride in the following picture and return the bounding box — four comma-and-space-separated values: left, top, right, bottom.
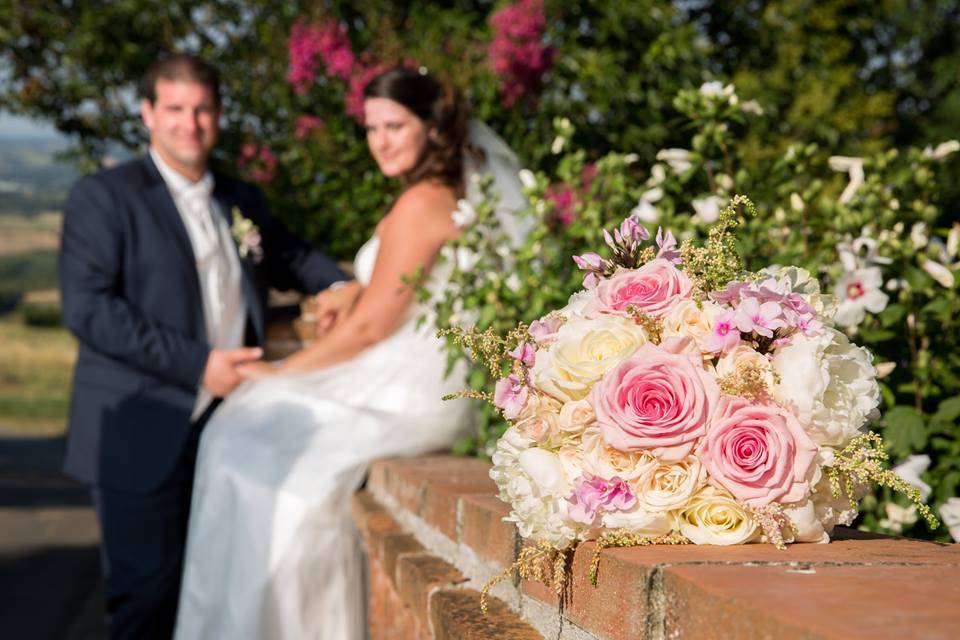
173, 67, 525, 639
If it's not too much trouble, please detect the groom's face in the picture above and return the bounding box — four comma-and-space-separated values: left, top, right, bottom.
141, 79, 221, 178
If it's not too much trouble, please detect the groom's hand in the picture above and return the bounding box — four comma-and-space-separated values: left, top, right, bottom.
202, 347, 263, 397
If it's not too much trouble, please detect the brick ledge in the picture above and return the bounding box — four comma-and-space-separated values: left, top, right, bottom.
355, 455, 960, 640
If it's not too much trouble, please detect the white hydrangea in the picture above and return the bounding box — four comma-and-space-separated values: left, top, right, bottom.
489, 427, 582, 549
772, 327, 880, 447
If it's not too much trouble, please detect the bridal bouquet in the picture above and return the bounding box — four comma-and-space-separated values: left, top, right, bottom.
445, 197, 938, 605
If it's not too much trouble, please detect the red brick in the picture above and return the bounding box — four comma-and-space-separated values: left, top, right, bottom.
421, 480, 498, 540
663, 564, 960, 640
430, 588, 543, 639
381, 532, 426, 582
396, 553, 466, 630
351, 490, 387, 538
458, 494, 518, 568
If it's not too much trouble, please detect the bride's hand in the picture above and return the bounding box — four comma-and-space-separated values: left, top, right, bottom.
314, 280, 363, 334
236, 360, 279, 380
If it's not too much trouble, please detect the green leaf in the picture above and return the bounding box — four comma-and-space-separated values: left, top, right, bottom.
931, 395, 960, 427
882, 406, 928, 457
878, 303, 906, 328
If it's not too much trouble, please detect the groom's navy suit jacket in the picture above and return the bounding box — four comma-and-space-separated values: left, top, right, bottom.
59, 155, 344, 493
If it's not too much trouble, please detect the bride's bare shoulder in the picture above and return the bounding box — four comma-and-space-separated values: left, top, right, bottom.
381, 181, 459, 241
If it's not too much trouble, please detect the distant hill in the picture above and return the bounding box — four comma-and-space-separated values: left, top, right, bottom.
0, 138, 77, 216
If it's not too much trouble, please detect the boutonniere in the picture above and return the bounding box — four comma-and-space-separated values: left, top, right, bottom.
231, 207, 264, 263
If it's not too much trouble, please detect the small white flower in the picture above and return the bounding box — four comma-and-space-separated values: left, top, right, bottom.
647, 164, 666, 187
910, 222, 929, 250
518, 169, 537, 190
833, 267, 889, 327
939, 498, 960, 543
828, 156, 865, 205
451, 199, 477, 228
692, 195, 722, 224
656, 148, 693, 174
790, 192, 805, 212
717, 173, 734, 191
923, 140, 960, 161
922, 259, 955, 288
630, 199, 660, 223
623, 153, 639, 164
505, 273, 522, 292
740, 100, 764, 115
892, 455, 932, 501
946, 223, 960, 258
889, 198, 900, 211
879, 502, 918, 534
875, 361, 896, 378
698, 81, 726, 98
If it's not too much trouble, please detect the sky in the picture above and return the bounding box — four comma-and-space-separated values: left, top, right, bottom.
0, 112, 61, 139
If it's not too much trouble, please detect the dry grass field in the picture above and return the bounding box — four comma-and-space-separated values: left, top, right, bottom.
0, 317, 75, 435
0, 211, 61, 256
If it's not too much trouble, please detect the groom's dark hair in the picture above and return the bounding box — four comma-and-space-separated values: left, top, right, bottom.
140, 54, 222, 106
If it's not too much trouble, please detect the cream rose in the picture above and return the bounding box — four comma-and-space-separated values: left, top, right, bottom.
581, 426, 658, 484
531, 315, 649, 402
634, 456, 705, 512
661, 299, 725, 345
558, 398, 596, 435
515, 393, 564, 448
678, 485, 759, 545
715, 345, 775, 390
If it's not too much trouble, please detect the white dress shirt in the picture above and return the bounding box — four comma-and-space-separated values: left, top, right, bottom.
150, 148, 247, 419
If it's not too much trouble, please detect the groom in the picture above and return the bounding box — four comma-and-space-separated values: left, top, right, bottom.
58, 53, 345, 639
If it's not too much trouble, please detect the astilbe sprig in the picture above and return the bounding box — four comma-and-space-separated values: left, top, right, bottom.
680, 194, 757, 294
827, 432, 940, 531
480, 541, 569, 613
439, 323, 530, 402
589, 531, 690, 586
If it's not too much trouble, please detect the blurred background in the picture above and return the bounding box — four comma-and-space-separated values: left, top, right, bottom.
0, 7, 958, 629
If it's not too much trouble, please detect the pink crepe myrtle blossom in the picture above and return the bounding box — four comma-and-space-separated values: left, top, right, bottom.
488, 0, 555, 107
494, 373, 529, 420
702, 310, 741, 354
566, 474, 637, 525
344, 63, 387, 123
545, 182, 576, 226
294, 114, 324, 140
733, 297, 787, 338
508, 342, 536, 368
238, 144, 278, 184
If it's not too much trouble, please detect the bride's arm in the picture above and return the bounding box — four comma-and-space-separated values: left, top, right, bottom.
271, 184, 458, 374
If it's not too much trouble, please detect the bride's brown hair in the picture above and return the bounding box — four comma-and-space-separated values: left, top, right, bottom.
363, 67, 470, 197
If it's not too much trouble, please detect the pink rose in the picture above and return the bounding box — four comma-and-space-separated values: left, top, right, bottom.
591, 343, 720, 462
697, 396, 818, 507
494, 373, 529, 420
587, 259, 693, 318
565, 474, 636, 525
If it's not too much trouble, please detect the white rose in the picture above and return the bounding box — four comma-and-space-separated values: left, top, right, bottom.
518, 448, 570, 497
678, 485, 759, 545
581, 426, 658, 484
559, 289, 596, 319
634, 456, 705, 513
557, 398, 595, 435
661, 299, 724, 345
531, 315, 649, 402
602, 506, 675, 535
782, 500, 830, 543
716, 345, 775, 389
772, 328, 880, 447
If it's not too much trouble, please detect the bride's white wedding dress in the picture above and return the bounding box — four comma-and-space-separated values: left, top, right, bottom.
174, 232, 471, 640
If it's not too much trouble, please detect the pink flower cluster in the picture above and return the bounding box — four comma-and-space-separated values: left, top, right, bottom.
294, 114, 324, 140
287, 20, 356, 94
488, 0, 555, 107
238, 143, 278, 184
544, 164, 598, 227
566, 474, 636, 525
704, 278, 823, 353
